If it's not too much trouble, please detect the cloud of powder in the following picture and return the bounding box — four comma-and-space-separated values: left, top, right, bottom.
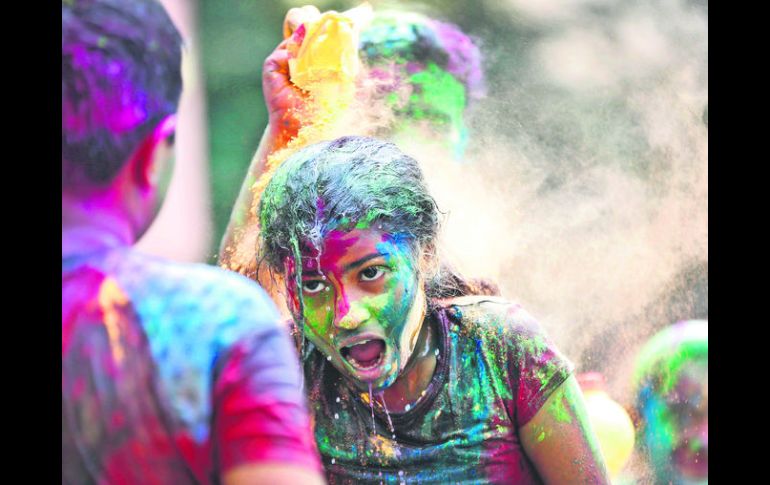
388, 0, 707, 402
265, 2, 705, 479
278, 0, 707, 401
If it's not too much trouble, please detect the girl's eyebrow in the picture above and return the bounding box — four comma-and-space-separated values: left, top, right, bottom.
342, 252, 387, 273
295, 250, 392, 278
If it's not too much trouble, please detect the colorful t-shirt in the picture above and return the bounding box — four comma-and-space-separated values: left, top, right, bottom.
62, 248, 321, 484
304, 296, 573, 484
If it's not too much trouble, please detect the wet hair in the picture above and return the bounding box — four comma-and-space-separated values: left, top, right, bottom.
62, 0, 182, 189
258, 136, 498, 315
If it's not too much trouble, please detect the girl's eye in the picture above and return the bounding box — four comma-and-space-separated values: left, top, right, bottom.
360, 266, 385, 282
302, 280, 326, 294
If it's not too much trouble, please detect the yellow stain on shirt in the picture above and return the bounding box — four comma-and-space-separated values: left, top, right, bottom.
98, 277, 130, 365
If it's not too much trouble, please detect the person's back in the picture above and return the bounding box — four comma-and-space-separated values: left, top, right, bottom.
62, 249, 320, 483
62, 265, 197, 483
62, 1, 323, 483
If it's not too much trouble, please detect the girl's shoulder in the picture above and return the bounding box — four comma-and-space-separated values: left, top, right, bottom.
431, 296, 573, 410
430, 295, 544, 344
432, 295, 536, 325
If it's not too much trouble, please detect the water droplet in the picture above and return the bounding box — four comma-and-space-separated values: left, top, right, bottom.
334, 413, 339, 419
404, 404, 411, 411
325, 286, 330, 292
331, 458, 336, 464
434, 349, 440, 356
378, 391, 396, 434
399, 470, 404, 476
327, 355, 332, 361
368, 382, 376, 432
336, 397, 341, 403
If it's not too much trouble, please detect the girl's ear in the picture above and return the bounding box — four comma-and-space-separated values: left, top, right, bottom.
131, 114, 177, 191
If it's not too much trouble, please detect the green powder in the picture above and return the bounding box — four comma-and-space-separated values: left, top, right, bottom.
549, 394, 573, 424
405, 62, 466, 136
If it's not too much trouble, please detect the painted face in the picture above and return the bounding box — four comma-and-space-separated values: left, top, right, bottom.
641, 360, 708, 485
287, 228, 426, 391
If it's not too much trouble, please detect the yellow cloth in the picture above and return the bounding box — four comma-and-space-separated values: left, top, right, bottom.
288, 11, 360, 91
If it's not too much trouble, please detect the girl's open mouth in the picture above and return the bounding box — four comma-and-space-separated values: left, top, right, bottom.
341, 339, 386, 370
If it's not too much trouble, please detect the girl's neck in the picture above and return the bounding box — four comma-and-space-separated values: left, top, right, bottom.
379, 315, 439, 412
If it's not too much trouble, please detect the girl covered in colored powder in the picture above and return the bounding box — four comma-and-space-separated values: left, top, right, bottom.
253, 135, 609, 484
220, 6, 608, 482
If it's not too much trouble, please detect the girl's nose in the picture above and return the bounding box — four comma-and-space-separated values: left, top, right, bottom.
335, 300, 371, 330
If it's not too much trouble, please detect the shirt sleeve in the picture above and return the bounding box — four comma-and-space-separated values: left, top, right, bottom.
506, 304, 574, 427
211, 323, 323, 475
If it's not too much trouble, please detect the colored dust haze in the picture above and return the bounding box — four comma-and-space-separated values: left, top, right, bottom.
267, 0, 705, 481
320, 0, 707, 408
274, 0, 706, 402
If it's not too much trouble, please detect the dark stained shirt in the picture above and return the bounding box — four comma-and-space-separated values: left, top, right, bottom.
304, 296, 573, 484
